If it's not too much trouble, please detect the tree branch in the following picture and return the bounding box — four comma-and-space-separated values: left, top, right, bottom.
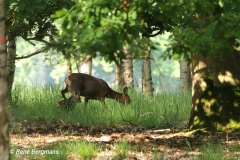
143, 30, 162, 37
7, 49, 46, 61
23, 37, 50, 45
21, 37, 36, 46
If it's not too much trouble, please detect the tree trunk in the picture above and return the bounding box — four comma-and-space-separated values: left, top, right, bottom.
189, 52, 240, 131
114, 52, 123, 88
179, 58, 191, 91
63, 51, 72, 75
141, 39, 153, 96
115, 62, 121, 88
0, 0, 10, 158
79, 54, 92, 75
120, 45, 134, 87
66, 59, 72, 75
73, 52, 80, 73
6, 35, 16, 103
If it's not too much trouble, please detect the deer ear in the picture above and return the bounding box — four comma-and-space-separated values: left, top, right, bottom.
123, 87, 128, 94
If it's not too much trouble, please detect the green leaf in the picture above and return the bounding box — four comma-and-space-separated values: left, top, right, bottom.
51, 9, 68, 18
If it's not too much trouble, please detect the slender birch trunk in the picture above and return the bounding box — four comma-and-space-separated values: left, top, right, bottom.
179, 58, 191, 91
115, 62, 121, 88
6, 35, 16, 102
79, 54, 92, 75
142, 44, 153, 96
66, 59, 72, 75
121, 44, 134, 87
63, 51, 72, 75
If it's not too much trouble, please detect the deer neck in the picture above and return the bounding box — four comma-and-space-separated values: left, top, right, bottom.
108, 89, 122, 100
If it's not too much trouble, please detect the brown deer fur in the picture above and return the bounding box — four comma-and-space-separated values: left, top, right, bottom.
60, 73, 130, 108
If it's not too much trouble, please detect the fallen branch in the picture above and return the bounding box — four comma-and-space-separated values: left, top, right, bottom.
7, 49, 46, 61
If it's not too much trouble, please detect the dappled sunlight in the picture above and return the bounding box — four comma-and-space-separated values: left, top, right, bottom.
193, 99, 200, 110
190, 81, 240, 131
193, 116, 202, 126
192, 60, 208, 94
191, 79, 240, 130
200, 98, 216, 116
189, 53, 240, 131
218, 71, 240, 85
228, 119, 240, 128
199, 79, 207, 92
11, 127, 240, 159
193, 61, 207, 73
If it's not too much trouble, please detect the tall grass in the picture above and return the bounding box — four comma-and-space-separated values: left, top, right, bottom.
9, 83, 191, 129
11, 83, 240, 159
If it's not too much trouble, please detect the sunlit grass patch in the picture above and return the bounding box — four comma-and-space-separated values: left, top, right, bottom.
112, 138, 131, 159
57, 140, 102, 159
9, 83, 191, 130
198, 143, 225, 160
11, 140, 102, 160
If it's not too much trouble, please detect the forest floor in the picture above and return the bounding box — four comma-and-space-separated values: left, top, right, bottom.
10, 123, 240, 159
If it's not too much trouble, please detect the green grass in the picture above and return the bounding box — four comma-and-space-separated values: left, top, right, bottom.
11, 139, 239, 160
11, 140, 102, 160
198, 143, 238, 160
57, 140, 102, 159
9, 83, 240, 159
198, 143, 225, 160
113, 138, 131, 159
9, 83, 191, 129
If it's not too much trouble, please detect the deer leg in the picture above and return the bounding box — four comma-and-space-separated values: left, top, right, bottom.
84, 98, 89, 110
76, 95, 81, 102
72, 90, 81, 102
99, 98, 107, 109
61, 86, 68, 100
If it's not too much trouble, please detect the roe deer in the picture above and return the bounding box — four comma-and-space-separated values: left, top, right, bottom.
60, 73, 130, 108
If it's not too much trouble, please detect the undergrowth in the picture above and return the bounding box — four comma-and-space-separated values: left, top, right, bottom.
9, 83, 191, 129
